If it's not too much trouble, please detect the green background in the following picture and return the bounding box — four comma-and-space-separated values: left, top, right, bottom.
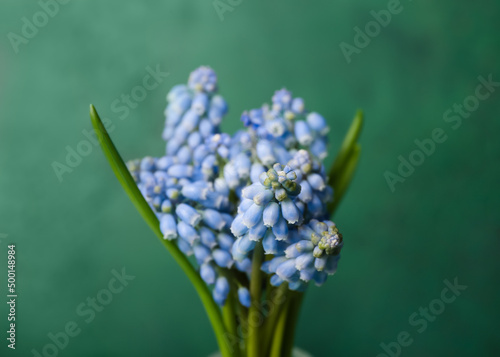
1, 0, 499, 356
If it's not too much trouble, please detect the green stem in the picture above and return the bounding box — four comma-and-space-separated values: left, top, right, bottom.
262, 283, 288, 355
237, 302, 249, 356
238, 305, 249, 355
223, 288, 240, 357
281, 292, 305, 357
89, 105, 232, 357
247, 242, 264, 357
268, 298, 290, 357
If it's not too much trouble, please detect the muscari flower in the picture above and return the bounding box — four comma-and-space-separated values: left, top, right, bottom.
287, 149, 333, 220
238, 287, 251, 308
213, 276, 229, 305
160, 201, 246, 306
188, 66, 218, 93
163, 67, 228, 157
130, 67, 346, 303
230, 163, 304, 260
129, 158, 245, 307
241, 88, 331, 167
263, 219, 343, 290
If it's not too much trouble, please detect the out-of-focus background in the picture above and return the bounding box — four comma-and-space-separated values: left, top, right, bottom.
0, 1, 499, 356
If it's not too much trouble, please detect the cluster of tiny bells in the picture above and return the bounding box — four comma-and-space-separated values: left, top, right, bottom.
127, 66, 343, 307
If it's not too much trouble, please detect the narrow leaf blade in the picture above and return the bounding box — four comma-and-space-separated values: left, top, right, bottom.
328, 109, 364, 188
328, 143, 361, 215
89, 104, 162, 236
89, 104, 232, 357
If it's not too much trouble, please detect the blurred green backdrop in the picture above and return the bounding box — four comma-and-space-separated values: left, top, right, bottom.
1, 0, 499, 356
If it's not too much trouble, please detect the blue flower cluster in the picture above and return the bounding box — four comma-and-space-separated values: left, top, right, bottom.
128, 66, 343, 305
262, 219, 342, 291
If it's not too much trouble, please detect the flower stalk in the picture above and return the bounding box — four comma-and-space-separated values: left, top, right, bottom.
247, 241, 264, 357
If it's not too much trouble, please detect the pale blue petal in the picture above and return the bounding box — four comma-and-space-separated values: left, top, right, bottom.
237, 234, 256, 254
199, 227, 217, 248
177, 238, 193, 256
187, 131, 202, 148
176, 203, 201, 226
167, 164, 193, 178
180, 109, 200, 132
298, 180, 313, 203
242, 183, 267, 200
307, 173, 326, 191
276, 259, 297, 280
199, 119, 215, 138
325, 255, 340, 275
159, 214, 177, 240
182, 183, 208, 201
213, 277, 230, 306
231, 238, 247, 262
268, 256, 288, 273
308, 195, 324, 218
242, 203, 264, 228
248, 221, 267, 241
213, 249, 233, 268
291, 98, 305, 114
296, 240, 314, 252
235, 258, 252, 274
167, 84, 189, 103
253, 189, 274, 206
176, 146, 192, 164
299, 267, 315, 282
191, 92, 209, 115
217, 233, 234, 251
280, 198, 302, 224
230, 214, 249, 237
306, 112, 329, 135
238, 287, 251, 308
200, 263, 216, 285
294, 121, 313, 146
203, 209, 226, 230
310, 139, 327, 160
250, 163, 266, 183
193, 244, 212, 265
314, 256, 328, 271
238, 198, 255, 214
295, 253, 314, 271
313, 271, 328, 286
270, 275, 284, 287
263, 230, 278, 255
177, 221, 200, 245
256, 140, 276, 166
285, 244, 301, 259
289, 281, 308, 291
263, 202, 280, 227
272, 215, 289, 241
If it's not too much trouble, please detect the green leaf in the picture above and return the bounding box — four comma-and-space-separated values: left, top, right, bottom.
327, 110, 364, 215
89, 105, 233, 357
328, 143, 361, 215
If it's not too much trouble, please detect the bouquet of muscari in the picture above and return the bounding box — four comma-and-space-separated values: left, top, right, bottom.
90, 66, 363, 357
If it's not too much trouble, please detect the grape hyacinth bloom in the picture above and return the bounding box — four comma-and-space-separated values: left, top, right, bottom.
264, 219, 343, 290
288, 149, 333, 220
97, 65, 363, 357
230, 163, 305, 260
127, 67, 352, 303
189, 66, 218, 93
163, 66, 228, 157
